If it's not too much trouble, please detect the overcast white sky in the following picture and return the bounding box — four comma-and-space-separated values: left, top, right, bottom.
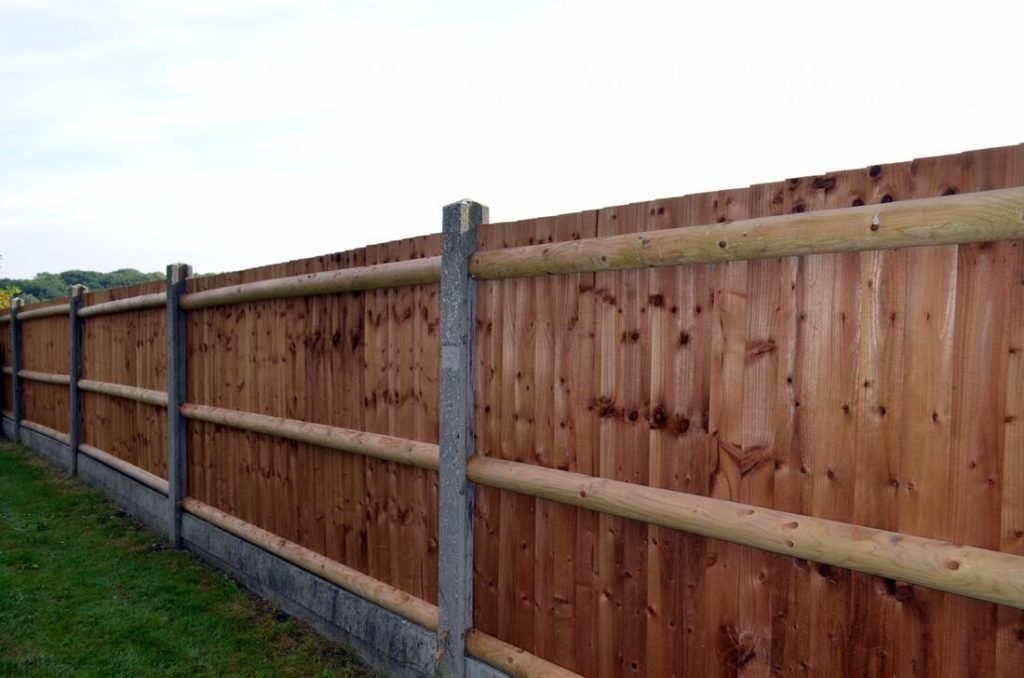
1, 0, 1021, 278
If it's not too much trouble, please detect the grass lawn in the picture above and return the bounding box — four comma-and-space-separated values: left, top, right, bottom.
0, 442, 372, 677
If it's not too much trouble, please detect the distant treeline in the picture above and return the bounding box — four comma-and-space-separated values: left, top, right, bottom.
0, 269, 165, 304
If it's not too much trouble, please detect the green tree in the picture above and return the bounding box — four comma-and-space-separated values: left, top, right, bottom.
0, 269, 166, 304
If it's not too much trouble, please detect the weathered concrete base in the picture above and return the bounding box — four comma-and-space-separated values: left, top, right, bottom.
7, 418, 169, 538
13, 419, 72, 470
2, 417, 505, 678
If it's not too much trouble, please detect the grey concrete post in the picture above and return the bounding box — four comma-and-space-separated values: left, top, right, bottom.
166, 263, 191, 547
10, 298, 24, 441
68, 285, 87, 475
437, 200, 487, 677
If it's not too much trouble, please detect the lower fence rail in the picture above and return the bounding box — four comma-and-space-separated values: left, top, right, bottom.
18, 370, 70, 385
19, 419, 69, 444
78, 443, 168, 495
466, 455, 1024, 610
182, 497, 581, 678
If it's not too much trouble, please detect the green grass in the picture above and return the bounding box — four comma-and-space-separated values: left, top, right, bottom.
0, 442, 372, 677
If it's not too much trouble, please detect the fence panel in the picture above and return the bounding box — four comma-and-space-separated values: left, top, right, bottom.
80, 280, 168, 478
19, 299, 70, 434
185, 237, 443, 603
470, 144, 1024, 676
3, 143, 1023, 677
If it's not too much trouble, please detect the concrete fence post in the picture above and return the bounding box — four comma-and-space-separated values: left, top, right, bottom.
166, 263, 191, 547
68, 285, 87, 476
10, 298, 24, 442
437, 199, 487, 677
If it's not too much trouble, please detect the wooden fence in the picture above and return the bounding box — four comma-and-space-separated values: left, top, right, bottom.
2, 143, 1024, 677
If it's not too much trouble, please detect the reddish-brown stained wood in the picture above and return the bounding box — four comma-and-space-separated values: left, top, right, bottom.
999, 220, 1024, 670
8, 144, 1024, 677
17, 300, 71, 434
850, 159, 913, 678
181, 240, 440, 604
80, 280, 167, 478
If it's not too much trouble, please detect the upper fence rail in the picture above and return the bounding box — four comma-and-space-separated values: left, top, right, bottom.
470, 185, 1024, 279
180, 256, 442, 310
10, 186, 1022, 321
78, 291, 166, 317
4, 157, 1024, 678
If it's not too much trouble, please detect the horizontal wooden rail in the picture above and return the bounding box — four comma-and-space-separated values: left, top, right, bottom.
470, 186, 1024, 279
78, 292, 167, 318
19, 419, 70, 444
182, 498, 579, 677
16, 303, 70, 320
0, 314, 9, 323
1, 366, 11, 375
18, 370, 70, 386
78, 379, 169, 408
179, 256, 442, 310
78, 443, 169, 495
467, 456, 1024, 610
180, 404, 440, 470
185, 497, 437, 626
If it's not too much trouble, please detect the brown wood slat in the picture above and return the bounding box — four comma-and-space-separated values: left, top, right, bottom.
472, 143, 1024, 677
6, 143, 1024, 678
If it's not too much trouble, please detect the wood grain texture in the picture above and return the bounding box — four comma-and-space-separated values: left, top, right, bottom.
470, 187, 1024, 279
472, 144, 1024, 676
80, 280, 168, 478
6, 143, 1024, 678
18, 299, 70, 434
186, 238, 442, 604
467, 456, 1024, 608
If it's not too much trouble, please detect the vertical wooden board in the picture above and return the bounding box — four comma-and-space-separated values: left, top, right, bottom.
570, 215, 601, 678
593, 206, 625, 678
392, 237, 418, 597
237, 305, 258, 526
413, 235, 441, 604
593, 199, 655, 677
0, 324, 11, 412
489, 216, 537, 650
184, 307, 203, 505
309, 285, 338, 562
313, 279, 338, 561
980, 145, 1024, 675
78, 288, 167, 477
527, 212, 593, 668
531, 215, 556, 663
999, 235, 1024, 672
547, 213, 592, 668
705, 187, 748, 678
890, 153, 964, 678
941, 148, 1023, 677
276, 299, 296, 541
494, 226, 521, 645
20, 311, 71, 433
849, 159, 914, 677
803, 169, 864, 678
473, 220, 507, 636
258, 301, 282, 540
347, 248, 370, 577
772, 172, 824, 677
634, 191, 710, 677
665, 191, 721, 678
22, 382, 67, 433
363, 241, 389, 587
511, 221, 538, 652
21, 311, 70, 373
732, 182, 790, 678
